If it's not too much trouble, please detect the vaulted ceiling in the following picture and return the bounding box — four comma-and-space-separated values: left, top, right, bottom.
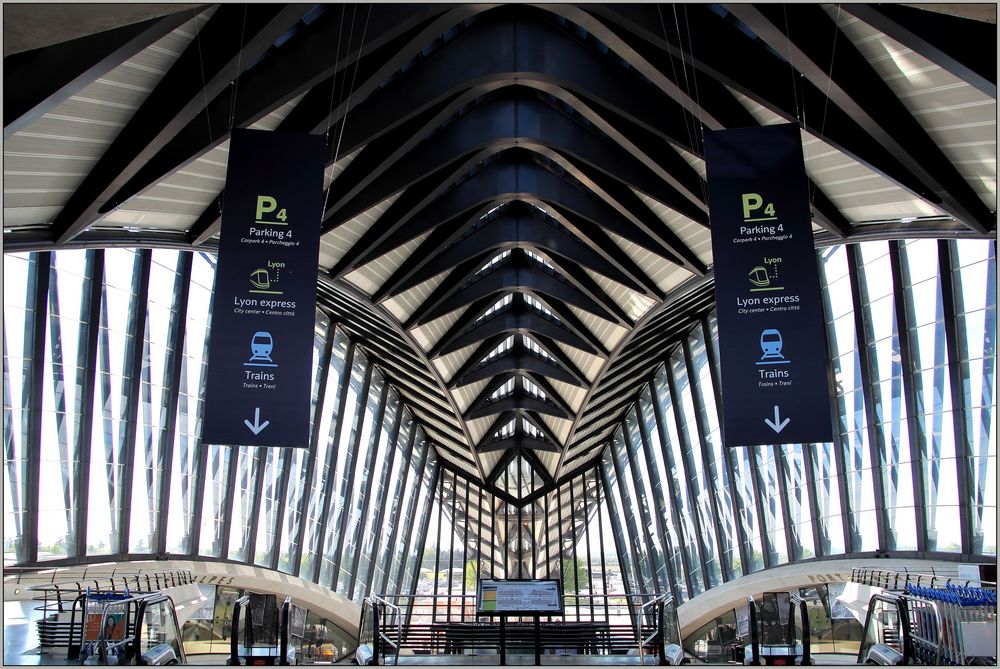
4, 3, 996, 496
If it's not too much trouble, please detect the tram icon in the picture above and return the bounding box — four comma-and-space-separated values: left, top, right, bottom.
749, 266, 770, 287
250, 268, 270, 290
757, 328, 790, 365
244, 331, 278, 367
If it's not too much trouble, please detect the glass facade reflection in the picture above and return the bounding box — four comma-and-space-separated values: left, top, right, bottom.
2, 238, 996, 611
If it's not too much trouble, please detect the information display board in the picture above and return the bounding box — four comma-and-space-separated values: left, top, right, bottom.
705, 123, 834, 447
476, 579, 563, 616
202, 129, 324, 448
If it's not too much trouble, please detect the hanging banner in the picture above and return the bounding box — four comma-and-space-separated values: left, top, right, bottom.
202, 128, 324, 448
704, 123, 833, 447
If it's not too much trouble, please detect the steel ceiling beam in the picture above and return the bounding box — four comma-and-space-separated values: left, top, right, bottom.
448, 347, 585, 390
465, 388, 572, 421
327, 91, 709, 229
101, 4, 453, 216
399, 253, 498, 331
413, 251, 617, 327
538, 202, 665, 299
565, 4, 851, 239
590, 4, 993, 233
841, 4, 996, 99
52, 5, 310, 245
381, 204, 641, 306
4, 10, 196, 137
726, 3, 994, 234
432, 295, 605, 358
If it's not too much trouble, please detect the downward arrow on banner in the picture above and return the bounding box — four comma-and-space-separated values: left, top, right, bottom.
244, 407, 270, 435
764, 405, 790, 433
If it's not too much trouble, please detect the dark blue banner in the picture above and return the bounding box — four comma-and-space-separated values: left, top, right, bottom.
202, 129, 324, 448
705, 123, 834, 447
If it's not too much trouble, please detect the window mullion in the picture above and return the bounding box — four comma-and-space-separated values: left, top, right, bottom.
116, 249, 151, 560
72, 250, 103, 558
938, 240, 976, 555
890, 242, 930, 552
154, 252, 192, 555
847, 244, 892, 552
648, 375, 695, 598
289, 321, 338, 576
701, 318, 752, 576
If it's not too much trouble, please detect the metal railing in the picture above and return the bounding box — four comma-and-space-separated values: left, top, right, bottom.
852, 567, 998, 593
636, 594, 673, 665
358, 592, 670, 662
24, 569, 194, 656
6, 565, 194, 587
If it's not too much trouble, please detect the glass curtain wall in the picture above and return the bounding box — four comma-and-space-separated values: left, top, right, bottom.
415, 461, 624, 624
597, 239, 995, 606
2, 248, 438, 606
2, 238, 995, 613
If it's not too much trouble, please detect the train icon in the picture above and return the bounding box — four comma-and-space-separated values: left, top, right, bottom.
756, 329, 790, 365
244, 331, 278, 367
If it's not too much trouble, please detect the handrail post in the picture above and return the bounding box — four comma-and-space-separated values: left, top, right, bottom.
229, 595, 249, 666
280, 596, 291, 666
657, 599, 667, 665
372, 601, 381, 666
748, 597, 760, 666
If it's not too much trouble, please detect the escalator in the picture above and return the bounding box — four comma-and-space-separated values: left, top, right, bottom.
228, 593, 307, 666
72, 591, 187, 665
735, 592, 811, 665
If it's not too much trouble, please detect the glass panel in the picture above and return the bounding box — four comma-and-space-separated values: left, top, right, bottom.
166, 252, 214, 554
755, 446, 788, 565
809, 441, 846, 556
952, 240, 997, 555
614, 420, 655, 592
820, 245, 877, 552
128, 251, 180, 553
671, 348, 722, 588
4, 253, 38, 561
253, 448, 285, 566
859, 242, 917, 551
354, 389, 403, 599
227, 446, 262, 560
728, 448, 765, 572
689, 325, 739, 579
198, 444, 231, 557
336, 370, 387, 595
372, 413, 415, 593
900, 240, 957, 552
320, 348, 368, 588
600, 448, 639, 594
300, 328, 349, 578
639, 385, 688, 600
277, 315, 329, 573
89, 249, 142, 556
653, 365, 704, 594
781, 445, 815, 560
37, 251, 89, 558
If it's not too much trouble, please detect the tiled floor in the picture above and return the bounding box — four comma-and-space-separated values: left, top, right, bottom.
394, 655, 664, 665
3, 600, 48, 665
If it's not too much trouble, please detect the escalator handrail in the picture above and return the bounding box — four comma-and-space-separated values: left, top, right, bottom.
229, 595, 251, 666
746, 596, 760, 665
133, 594, 187, 666
789, 594, 810, 665
280, 597, 291, 667
857, 593, 914, 665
